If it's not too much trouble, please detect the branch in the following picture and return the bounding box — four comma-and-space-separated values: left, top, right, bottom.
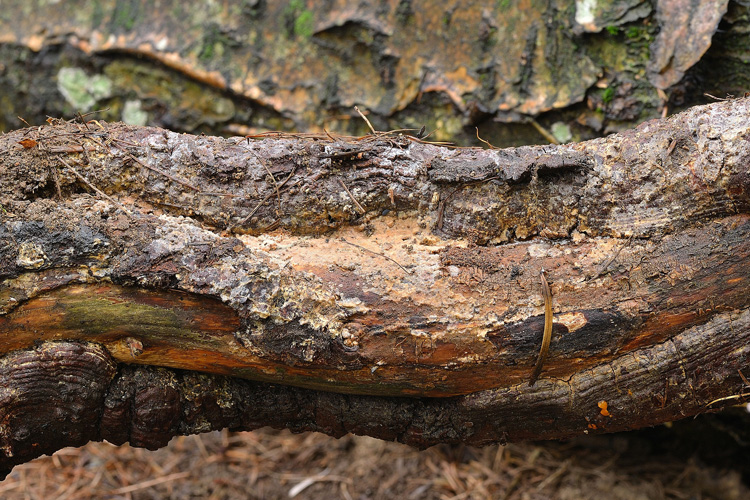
1, 99, 749, 476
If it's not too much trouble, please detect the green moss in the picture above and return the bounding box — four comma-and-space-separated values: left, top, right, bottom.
104, 60, 168, 97
241, 0, 264, 19
586, 33, 635, 75
64, 298, 183, 337
624, 25, 654, 46
606, 25, 619, 36
198, 24, 239, 63
90, 1, 105, 27
286, 0, 304, 11
181, 82, 236, 124
103, 60, 236, 129
294, 9, 314, 38
199, 42, 215, 61
282, 0, 315, 38
395, 0, 414, 25
110, 1, 139, 31
602, 86, 615, 103
497, 0, 511, 10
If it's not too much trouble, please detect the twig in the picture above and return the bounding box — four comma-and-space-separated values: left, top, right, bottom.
47, 146, 85, 153
58, 158, 132, 216
436, 198, 447, 231
704, 93, 727, 101
417, 126, 440, 141
226, 167, 297, 233
74, 111, 91, 130
50, 162, 63, 199
703, 371, 750, 408
435, 177, 500, 231
337, 178, 366, 215
38, 127, 201, 194
595, 234, 635, 278
529, 270, 553, 386
250, 150, 282, 208
125, 150, 201, 191
705, 392, 750, 408
196, 191, 242, 198
101, 137, 201, 192
321, 148, 373, 160
406, 135, 459, 147
340, 238, 411, 274
354, 106, 377, 134
289, 468, 331, 498
529, 118, 560, 145
475, 127, 499, 150
229, 193, 275, 232
68, 108, 110, 123
262, 219, 281, 232
110, 472, 191, 495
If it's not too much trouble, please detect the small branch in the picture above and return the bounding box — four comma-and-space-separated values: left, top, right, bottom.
105, 137, 202, 192
475, 127, 499, 149
595, 234, 635, 277
337, 178, 366, 215
529, 118, 560, 145
250, 150, 282, 209
57, 158, 132, 216
226, 166, 297, 233
354, 106, 377, 134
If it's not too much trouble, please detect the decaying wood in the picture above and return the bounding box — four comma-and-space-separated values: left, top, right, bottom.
1, 98, 749, 477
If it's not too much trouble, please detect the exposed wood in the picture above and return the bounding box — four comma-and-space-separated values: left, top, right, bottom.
0, 98, 749, 476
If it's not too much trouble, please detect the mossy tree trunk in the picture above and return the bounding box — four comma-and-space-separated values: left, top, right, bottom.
0, 0, 745, 146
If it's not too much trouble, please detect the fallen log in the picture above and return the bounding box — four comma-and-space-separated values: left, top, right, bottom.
1, 98, 749, 477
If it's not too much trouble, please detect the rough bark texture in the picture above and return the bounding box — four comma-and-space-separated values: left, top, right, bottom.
1, 0, 746, 144
646, 0, 729, 90
1, 98, 749, 477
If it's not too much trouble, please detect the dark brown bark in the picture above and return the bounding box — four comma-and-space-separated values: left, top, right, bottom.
1, 98, 749, 477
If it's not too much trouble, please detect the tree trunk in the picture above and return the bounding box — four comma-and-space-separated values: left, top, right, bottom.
0, 0, 745, 146
1, 98, 749, 477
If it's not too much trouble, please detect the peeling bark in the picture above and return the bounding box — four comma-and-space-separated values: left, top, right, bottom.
1, 98, 749, 477
0, 0, 603, 132
647, 0, 729, 89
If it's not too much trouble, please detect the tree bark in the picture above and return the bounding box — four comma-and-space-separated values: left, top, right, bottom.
1, 98, 749, 477
1, 0, 745, 144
